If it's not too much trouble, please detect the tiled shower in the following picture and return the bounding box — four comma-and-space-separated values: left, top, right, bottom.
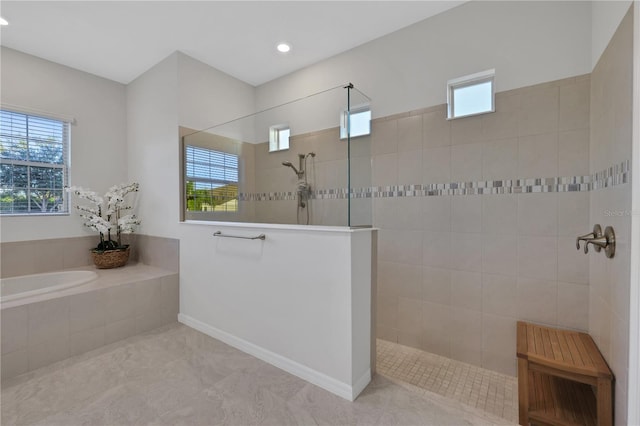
374, 9, 633, 424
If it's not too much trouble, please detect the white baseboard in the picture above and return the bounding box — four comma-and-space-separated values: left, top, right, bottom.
178, 313, 370, 401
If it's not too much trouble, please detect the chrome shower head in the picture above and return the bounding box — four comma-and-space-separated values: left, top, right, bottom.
305, 152, 316, 159
282, 161, 301, 176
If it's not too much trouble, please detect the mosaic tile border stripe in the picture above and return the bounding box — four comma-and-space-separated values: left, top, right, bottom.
236, 160, 630, 201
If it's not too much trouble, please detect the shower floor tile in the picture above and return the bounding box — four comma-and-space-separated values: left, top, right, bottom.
377, 339, 519, 423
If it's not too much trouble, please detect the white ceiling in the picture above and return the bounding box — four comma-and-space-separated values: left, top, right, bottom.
0, 1, 465, 86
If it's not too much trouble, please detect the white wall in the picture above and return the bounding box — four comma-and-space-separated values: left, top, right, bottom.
126, 53, 180, 238
126, 51, 257, 240
177, 52, 255, 136
0, 47, 127, 243
592, 0, 633, 68
256, 1, 592, 121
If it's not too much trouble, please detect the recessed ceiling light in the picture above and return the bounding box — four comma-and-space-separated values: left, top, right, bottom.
0, 17, 8, 26
276, 43, 291, 53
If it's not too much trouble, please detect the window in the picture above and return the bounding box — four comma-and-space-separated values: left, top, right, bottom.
269, 125, 290, 152
447, 69, 495, 119
185, 145, 239, 213
0, 110, 70, 214
340, 106, 371, 139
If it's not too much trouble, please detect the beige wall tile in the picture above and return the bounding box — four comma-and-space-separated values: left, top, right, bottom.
135, 278, 163, 315
104, 317, 137, 345
105, 283, 137, 323
557, 237, 589, 284
451, 115, 483, 146
397, 150, 422, 184
558, 191, 590, 238
558, 128, 590, 177
422, 109, 450, 148
450, 233, 482, 272
451, 144, 483, 182
518, 132, 559, 178
28, 298, 69, 347
557, 282, 588, 331
1, 242, 37, 278
397, 297, 422, 337
482, 137, 518, 180
482, 273, 517, 318
518, 86, 559, 137
422, 196, 451, 232
482, 195, 517, 235
518, 236, 558, 281
28, 335, 69, 371
422, 231, 451, 269
451, 196, 482, 233
1, 349, 29, 380
393, 198, 423, 231
422, 147, 451, 184
70, 327, 106, 356
450, 270, 482, 311
482, 234, 517, 277
376, 325, 398, 343
421, 301, 451, 357
397, 115, 422, 152
1, 306, 27, 355
69, 289, 107, 334
516, 277, 557, 325
160, 274, 180, 324
482, 313, 516, 359
378, 229, 423, 266
422, 266, 451, 305
559, 79, 590, 132
482, 92, 519, 141
372, 153, 398, 186
371, 118, 397, 155
517, 193, 558, 237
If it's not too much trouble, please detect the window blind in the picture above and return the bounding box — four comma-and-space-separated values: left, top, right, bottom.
185, 145, 239, 213
0, 110, 70, 214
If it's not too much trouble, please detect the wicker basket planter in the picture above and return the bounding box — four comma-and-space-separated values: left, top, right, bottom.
91, 246, 130, 269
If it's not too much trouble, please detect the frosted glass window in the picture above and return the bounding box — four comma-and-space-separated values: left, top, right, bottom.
447, 69, 495, 119
340, 108, 371, 139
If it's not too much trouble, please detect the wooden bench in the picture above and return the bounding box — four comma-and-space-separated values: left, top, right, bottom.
516, 321, 614, 426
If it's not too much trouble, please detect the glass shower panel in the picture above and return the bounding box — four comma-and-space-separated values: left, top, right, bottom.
347, 86, 373, 227
182, 84, 372, 227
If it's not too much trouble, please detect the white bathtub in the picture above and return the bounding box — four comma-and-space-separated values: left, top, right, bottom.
0, 270, 98, 303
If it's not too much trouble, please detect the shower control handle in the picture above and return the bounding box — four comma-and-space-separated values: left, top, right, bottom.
576, 224, 603, 252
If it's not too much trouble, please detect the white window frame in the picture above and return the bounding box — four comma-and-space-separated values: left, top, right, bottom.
447, 69, 496, 120
340, 105, 371, 139
0, 109, 70, 215
269, 124, 290, 152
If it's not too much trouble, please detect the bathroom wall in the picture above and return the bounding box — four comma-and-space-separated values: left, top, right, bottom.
126, 52, 256, 238
592, 0, 633, 68
0, 47, 127, 243
256, 1, 591, 121
371, 75, 591, 376
589, 6, 634, 424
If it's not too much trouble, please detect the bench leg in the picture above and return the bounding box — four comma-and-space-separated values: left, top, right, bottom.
597, 378, 612, 426
518, 359, 529, 425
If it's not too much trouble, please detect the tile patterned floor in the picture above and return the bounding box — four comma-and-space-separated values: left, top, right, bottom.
1, 323, 514, 426
377, 339, 519, 423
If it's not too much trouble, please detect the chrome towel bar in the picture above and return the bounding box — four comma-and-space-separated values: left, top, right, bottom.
213, 231, 266, 241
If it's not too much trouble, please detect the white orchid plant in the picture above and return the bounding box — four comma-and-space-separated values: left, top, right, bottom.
67, 182, 141, 252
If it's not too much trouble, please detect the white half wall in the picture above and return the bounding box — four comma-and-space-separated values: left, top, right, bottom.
0, 47, 127, 242
178, 222, 372, 400
592, 0, 633, 68
256, 0, 592, 124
